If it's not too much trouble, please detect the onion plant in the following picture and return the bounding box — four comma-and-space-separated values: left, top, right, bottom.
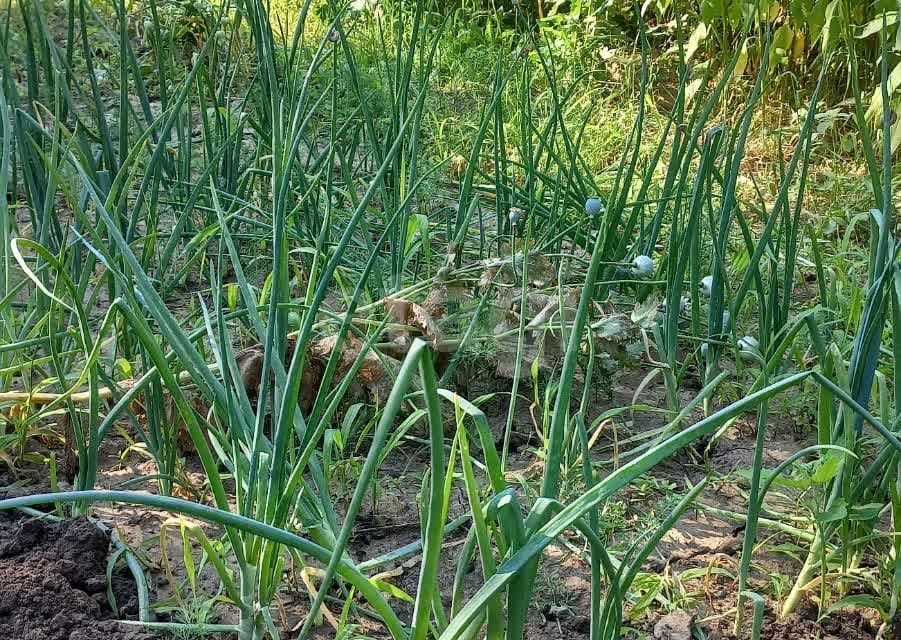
3, 1, 901, 639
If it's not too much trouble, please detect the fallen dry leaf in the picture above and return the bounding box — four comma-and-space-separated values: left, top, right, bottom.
526, 252, 556, 288
385, 297, 443, 348
310, 333, 383, 384
422, 283, 448, 319
410, 302, 442, 347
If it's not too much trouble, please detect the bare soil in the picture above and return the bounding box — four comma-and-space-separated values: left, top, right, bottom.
0, 511, 153, 640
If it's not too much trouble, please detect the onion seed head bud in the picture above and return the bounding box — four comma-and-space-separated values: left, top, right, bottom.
632, 255, 654, 277
585, 197, 604, 218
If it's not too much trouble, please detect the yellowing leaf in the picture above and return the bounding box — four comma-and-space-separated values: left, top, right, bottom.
686, 22, 708, 63
733, 39, 749, 78
227, 283, 239, 312
791, 32, 806, 62
857, 12, 899, 40
866, 62, 901, 122
821, 0, 840, 52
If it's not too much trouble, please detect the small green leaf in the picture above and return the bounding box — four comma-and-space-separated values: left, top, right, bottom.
116, 358, 133, 378
371, 578, 414, 603
404, 213, 430, 261
769, 542, 804, 564
699, 0, 727, 21
679, 566, 735, 581
811, 451, 843, 484
821, 594, 887, 621
180, 522, 197, 597
736, 467, 810, 490
848, 503, 884, 521
815, 499, 847, 524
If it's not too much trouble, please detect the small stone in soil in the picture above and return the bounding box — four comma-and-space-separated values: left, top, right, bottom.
653, 610, 694, 640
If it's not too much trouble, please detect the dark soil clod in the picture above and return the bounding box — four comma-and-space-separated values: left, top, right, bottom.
0, 512, 153, 640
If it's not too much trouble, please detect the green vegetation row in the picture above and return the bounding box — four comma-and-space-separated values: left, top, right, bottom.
0, 0, 898, 639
